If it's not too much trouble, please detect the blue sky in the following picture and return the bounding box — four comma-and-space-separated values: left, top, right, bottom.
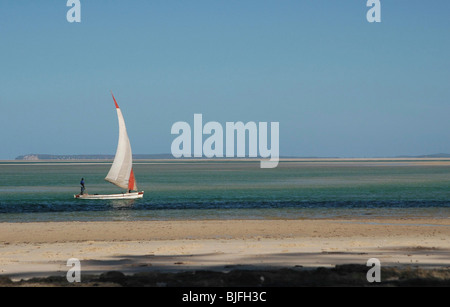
0, 1, 449, 159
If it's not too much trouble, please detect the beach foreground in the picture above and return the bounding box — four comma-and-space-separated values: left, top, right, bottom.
1, 218, 450, 286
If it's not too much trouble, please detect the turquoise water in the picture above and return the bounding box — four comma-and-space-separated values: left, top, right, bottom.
0, 160, 449, 222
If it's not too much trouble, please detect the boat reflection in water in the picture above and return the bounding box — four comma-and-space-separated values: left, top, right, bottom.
110, 199, 137, 209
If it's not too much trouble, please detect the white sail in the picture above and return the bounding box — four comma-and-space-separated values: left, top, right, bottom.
105, 93, 137, 191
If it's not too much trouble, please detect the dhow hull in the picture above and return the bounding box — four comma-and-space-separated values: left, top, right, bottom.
74, 191, 144, 200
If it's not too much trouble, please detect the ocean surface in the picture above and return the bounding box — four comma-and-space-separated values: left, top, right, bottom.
0, 160, 449, 222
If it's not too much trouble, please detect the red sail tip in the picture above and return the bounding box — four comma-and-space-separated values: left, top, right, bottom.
128, 168, 137, 191
111, 92, 119, 109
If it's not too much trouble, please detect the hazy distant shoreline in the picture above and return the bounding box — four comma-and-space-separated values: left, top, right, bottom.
13, 153, 450, 161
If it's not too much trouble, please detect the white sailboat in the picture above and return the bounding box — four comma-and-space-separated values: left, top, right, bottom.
74, 93, 144, 200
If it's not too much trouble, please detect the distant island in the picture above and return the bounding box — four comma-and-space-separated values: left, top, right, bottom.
14, 153, 450, 160
15, 154, 175, 160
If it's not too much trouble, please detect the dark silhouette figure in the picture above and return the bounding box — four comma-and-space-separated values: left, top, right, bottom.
80, 178, 85, 195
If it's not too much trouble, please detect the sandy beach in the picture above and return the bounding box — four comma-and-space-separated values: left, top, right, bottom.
1, 218, 449, 285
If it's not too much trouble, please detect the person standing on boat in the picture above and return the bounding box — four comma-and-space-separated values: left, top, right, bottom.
80, 178, 85, 195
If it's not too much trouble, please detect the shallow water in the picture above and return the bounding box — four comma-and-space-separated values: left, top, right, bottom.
0, 160, 449, 222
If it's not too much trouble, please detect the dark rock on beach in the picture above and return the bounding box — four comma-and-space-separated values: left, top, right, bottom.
1, 265, 450, 287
